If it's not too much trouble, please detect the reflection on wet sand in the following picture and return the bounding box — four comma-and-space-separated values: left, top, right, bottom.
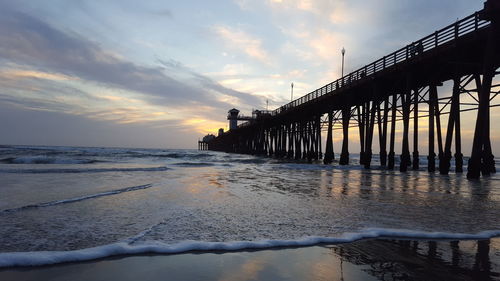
329, 238, 499, 281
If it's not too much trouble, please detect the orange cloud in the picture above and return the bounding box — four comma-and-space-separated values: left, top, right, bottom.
0, 69, 74, 81
181, 118, 227, 135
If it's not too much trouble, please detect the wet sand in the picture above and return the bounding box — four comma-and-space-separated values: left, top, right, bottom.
1, 238, 499, 281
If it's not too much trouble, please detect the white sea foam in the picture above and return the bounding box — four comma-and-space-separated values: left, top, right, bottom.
0, 184, 154, 214
1, 228, 499, 268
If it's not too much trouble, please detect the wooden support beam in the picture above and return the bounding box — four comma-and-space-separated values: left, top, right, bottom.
440, 109, 454, 174
366, 105, 370, 165
364, 100, 377, 169
283, 124, 288, 157
357, 105, 366, 165
324, 112, 334, 164
295, 122, 301, 160
281, 125, 285, 157
275, 127, 278, 156
276, 125, 280, 157
378, 97, 389, 166
383, 98, 389, 166
468, 12, 498, 178
376, 102, 383, 165
412, 89, 420, 170
428, 84, 437, 172
313, 118, 318, 160
400, 90, 411, 172
287, 123, 293, 158
307, 121, 313, 162
435, 90, 444, 168
454, 79, 463, 173
276, 125, 281, 156
317, 115, 322, 160
440, 77, 461, 174
305, 122, 309, 160
388, 94, 397, 170
468, 70, 496, 178
302, 121, 307, 160
340, 107, 350, 165
265, 128, 270, 156
309, 120, 315, 161
269, 128, 275, 156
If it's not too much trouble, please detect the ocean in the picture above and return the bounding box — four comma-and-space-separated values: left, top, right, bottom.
0, 145, 499, 267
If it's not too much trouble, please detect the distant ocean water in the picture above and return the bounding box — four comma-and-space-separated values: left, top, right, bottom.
0, 145, 499, 267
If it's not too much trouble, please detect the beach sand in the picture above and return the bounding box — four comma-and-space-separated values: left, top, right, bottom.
1, 237, 499, 281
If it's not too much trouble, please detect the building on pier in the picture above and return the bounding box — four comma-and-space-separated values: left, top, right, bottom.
198, 134, 215, 151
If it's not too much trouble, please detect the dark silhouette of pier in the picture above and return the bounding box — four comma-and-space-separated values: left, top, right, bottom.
203, 1, 500, 179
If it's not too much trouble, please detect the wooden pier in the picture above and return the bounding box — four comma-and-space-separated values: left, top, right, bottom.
202, 1, 500, 179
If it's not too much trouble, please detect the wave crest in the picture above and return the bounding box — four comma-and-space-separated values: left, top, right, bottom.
1, 228, 499, 268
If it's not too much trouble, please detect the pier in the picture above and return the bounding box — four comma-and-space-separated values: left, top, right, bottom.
201, 1, 500, 179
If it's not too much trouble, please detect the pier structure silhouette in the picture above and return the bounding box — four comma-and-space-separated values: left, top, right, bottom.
203, 1, 500, 179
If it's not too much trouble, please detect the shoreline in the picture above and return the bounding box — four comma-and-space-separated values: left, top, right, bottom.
1, 237, 499, 281
1, 228, 500, 268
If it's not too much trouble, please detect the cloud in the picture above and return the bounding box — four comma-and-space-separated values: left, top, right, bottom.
0, 10, 191, 105
308, 29, 346, 61
213, 25, 271, 65
0, 7, 261, 112
0, 70, 100, 113
0, 6, 267, 141
157, 59, 263, 108
0, 69, 75, 81
267, 0, 351, 24
0, 66, 232, 133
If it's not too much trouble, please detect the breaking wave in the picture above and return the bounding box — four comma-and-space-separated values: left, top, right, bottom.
1, 228, 498, 268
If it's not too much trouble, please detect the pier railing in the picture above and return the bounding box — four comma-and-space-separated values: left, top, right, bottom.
272, 11, 489, 116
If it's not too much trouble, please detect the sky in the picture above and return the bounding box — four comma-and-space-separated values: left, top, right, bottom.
0, 0, 488, 149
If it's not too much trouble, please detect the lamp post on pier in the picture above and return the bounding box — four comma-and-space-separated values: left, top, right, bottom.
341, 47, 346, 77
291, 82, 294, 102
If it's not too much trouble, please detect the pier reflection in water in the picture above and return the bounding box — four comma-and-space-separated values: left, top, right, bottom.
137, 157, 500, 244
327, 238, 498, 281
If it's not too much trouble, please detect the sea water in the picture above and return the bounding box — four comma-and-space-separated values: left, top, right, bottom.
0, 145, 499, 267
